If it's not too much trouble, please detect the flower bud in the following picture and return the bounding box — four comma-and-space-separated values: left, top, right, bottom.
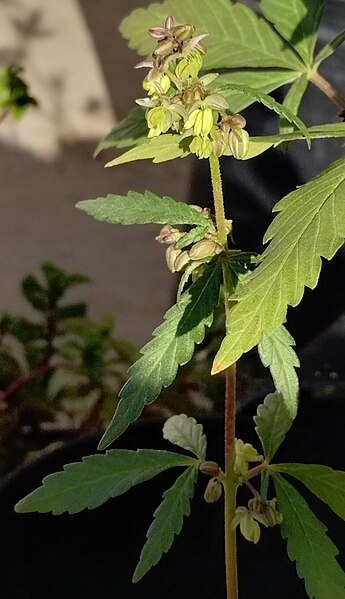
155, 225, 182, 245
261, 498, 283, 527
174, 250, 190, 272
199, 461, 220, 477
204, 477, 222, 503
184, 107, 214, 138
147, 106, 172, 137
189, 136, 213, 159
166, 245, 181, 273
172, 24, 195, 42
175, 52, 202, 80
204, 94, 229, 112
143, 74, 171, 96
234, 439, 263, 478
154, 38, 176, 57
165, 15, 174, 30
229, 129, 250, 160
232, 507, 261, 544
228, 113, 246, 129
189, 238, 222, 260
149, 27, 167, 40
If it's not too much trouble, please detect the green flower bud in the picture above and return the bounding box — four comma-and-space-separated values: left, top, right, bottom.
204, 477, 222, 503
211, 129, 228, 157
147, 106, 171, 137
143, 74, 171, 96
189, 135, 213, 159
234, 439, 263, 478
175, 51, 203, 80
184, 107, 214, 137
199, 461, 221, 477
229, 129, 250, 160
232, 507, 261, 544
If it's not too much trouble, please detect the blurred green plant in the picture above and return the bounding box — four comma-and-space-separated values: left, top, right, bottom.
0, 262, 138, 474
0, 66, 37, 123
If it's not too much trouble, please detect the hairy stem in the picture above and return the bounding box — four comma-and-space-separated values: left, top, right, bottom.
310, 71, 345, 111
209, 153, 238, 599
209, 154, 228, 247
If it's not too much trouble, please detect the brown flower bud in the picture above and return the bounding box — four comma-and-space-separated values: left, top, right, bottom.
154, 38, 176, 57
189, 239, 221, 260
199, 461, 220, 477
149, 27, 167, 40
174, 250, 190, 272
165, 15, 174, 30
204, 477, 222, 503
172, 24, 195, 42
228, 113, 246, 129
166, 245, 181, 273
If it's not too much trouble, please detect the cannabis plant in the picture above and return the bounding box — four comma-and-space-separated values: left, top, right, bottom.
15, 2, 345, 598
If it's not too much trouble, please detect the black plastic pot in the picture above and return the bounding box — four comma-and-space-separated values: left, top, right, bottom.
1, 389, 345, 599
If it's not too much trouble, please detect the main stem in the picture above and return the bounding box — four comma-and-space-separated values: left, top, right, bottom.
209, 154, 238, 599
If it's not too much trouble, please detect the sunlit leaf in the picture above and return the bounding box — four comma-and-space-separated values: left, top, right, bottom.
162, 414, 206, 460
280, 74, 308, 135
105, 134, 189, 167
94, 108, 148, 156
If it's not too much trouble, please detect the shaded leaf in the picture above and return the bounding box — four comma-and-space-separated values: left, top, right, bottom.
77, 190, 208, 227
174, 224, 211, 250
274, 464, 345, 521
120, 0, 303, 70
94, 108, 148, 155
133, 466, 198, 582
15, 449, 195, 515
163, 414, 206, 459
99, 262, 221, 449
261, 0, 324, 66
212, 155, 345, 373
258, 324, 300, 418
254, 392, 293, 461
273, 473, 345, 599
21, 276, 48, 312
55, 303, 87, 320
105, 134, 189, 167
216, 83, 310, 146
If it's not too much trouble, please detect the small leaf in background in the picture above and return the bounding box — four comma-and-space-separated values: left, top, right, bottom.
273, 473, 345, 599
133, 465, 198, 582
94, 108, 148, 155
105, 134, 189, 167
315, 28, 345, 65
15, 449, 195, 515
254, 392, 293, 461
120, 0, 303, 70
0, 66, 37, 120
77, 190, 209, 227
260, 0, 324, 66
21, 275, 49, 312
215, 83, 310, 147
274, 464, 345, 522
258, 324, 300, 418
162, 414, 207, 460
212, 154, 345, 373
280, 75, 308, 135
98, 261, 222, 449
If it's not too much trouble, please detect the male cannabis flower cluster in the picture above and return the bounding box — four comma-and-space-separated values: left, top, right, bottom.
136, 15, 249, 159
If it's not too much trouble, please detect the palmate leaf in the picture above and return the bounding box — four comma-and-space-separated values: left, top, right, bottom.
94, 108, 148, 156
260, 0, 324, 66
274, 464, 345, 521
315, 28, 345, 65
133, 465, 198, 582
254, 392, 293, 461
120, 0, 303, 70
105, 134, 189, 167
99, 261, 222, 449
15, 450, 195, 515
258, 324, 300, 418
162, 414, 207, 460
273, 473, 345, 599
77, 190, 209, 227
243, 122, 345, 160
212, 155, 345, 374
216, 83, 310, 146
212, 70, 300, 114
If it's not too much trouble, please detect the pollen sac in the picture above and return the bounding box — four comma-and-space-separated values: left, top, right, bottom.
172, 24, 195, 42
204, 477, 222, 503
189, 238, 222, 260
174, 250, 190, 272
232, 507, 262, 544
154, 38, 176, 58
199, 461, 220, 477
229, 129, 250, 160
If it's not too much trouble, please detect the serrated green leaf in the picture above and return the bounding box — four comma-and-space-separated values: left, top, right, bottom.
77, 190, 209, 227
315, 28, 345, 64
242, 122, 345, 159
212, 155, 345, 373
174, 224, 211, 250
273, 473, 345, 599
120, 0, 303, 70
133, 465, 198, 582
105, 134, 189, 167
21, 275, 48, 312
258, 324, 300, 418
162, 414, 206, 459
261, 0, 324, 66
15, 449, 195, 515
216, 83, 310, 147
280, 74, 308, 135
99, 262, 221, 449
213, 70, 300, 113
94, 108, 148, 156
274, 464, 345, 522
254, 392, 293, 461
